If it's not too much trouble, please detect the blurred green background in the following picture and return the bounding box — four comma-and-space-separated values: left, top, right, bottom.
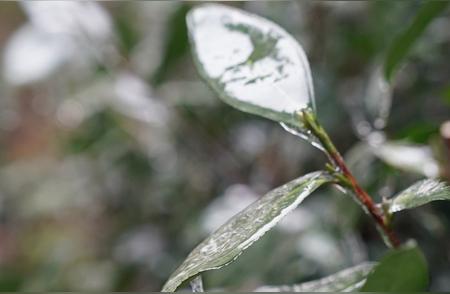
0, 1, 449, 291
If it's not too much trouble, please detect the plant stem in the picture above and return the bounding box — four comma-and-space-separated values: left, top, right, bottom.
299, 109, 400, 248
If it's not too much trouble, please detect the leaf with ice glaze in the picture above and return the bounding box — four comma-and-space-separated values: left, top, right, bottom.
161, 171, 332, 292
389, 179, 450, 213
187, 4, 315, 127
256, 262, 375, 292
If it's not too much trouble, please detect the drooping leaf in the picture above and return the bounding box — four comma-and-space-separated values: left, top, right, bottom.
186, 4, 315, 127
361, 243, 428, 292
256, 262, 375, 292
384, 1, 449, 81
161, 171, 332, 292
389, 179, 450, 213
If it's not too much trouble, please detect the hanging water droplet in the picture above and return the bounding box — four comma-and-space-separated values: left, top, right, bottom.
190, 275, 204, 292
280, 121, 325, 152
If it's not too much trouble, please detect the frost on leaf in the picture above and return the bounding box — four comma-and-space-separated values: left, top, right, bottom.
390, 179, 450, 213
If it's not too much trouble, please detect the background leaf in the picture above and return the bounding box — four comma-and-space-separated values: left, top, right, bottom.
256, 262, 375, 292
187, 4, 315, 127
384, 1, 449, 81
371, 141, 440, 178
161, 171, 332, 292
152, 3, 190, 85
389, 179, 450, 213
361, 243, 428, 292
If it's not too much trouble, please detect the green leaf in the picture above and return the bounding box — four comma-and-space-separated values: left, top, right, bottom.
384, 1, 449, 81
187, 4, 315, 127
152, 3, 191, 85
256, 262, 375, 292
389, 179, 450, 213
114, 4, 140, 56
161, 171, 332, 292
361, 243, 428, 292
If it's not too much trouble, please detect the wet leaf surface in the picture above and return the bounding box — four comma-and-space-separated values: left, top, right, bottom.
161, 171, 332, 292
389, 179, 450, 213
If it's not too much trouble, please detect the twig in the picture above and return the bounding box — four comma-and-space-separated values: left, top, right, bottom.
299, 109, 400, 248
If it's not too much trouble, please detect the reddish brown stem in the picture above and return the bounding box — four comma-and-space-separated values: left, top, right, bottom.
300, 109, 400, 248
330, 151, 400, 248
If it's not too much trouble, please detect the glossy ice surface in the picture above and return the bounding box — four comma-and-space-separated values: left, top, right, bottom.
162, 171, 331, 292
187, 4, 315, 126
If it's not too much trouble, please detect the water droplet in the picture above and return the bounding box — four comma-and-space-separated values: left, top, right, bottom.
190, 275, 204, 292
280, 121, 324, 152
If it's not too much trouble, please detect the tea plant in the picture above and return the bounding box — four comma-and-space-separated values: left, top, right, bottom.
163, 3, 450, 292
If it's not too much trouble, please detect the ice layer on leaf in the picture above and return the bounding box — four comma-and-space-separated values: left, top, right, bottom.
187, 4, 315, 126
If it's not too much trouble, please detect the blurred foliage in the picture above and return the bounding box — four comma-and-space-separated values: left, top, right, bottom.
0, 1, 448, 292
384, 1, 449, 81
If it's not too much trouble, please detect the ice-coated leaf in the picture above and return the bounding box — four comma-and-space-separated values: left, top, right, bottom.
389, 179, 450, 213
361, 242, 428, 291
161, 171, 332, 292
256, 262, 375, 292
187, 4, 315, 126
